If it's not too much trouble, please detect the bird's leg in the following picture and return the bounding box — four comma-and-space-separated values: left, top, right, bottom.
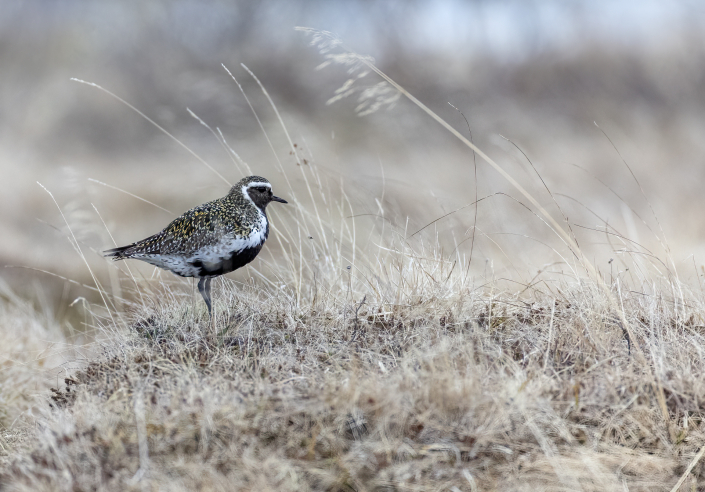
198, 277, 212, 317
206, 277, 215, 333
206, 277, 213, 317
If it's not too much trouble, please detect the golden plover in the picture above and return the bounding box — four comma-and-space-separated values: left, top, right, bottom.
105, 175, 287, 315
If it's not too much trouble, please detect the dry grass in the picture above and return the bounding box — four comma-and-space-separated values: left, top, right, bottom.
2, 263, 705, 491
3, 31, 705, 492
0, 278, 80, 430
4, 164, 705, 490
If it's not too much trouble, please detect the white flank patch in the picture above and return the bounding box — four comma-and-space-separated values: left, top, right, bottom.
134, 254, 201, 277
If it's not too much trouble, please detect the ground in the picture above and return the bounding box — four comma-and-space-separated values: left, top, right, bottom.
1, 255, 704, 491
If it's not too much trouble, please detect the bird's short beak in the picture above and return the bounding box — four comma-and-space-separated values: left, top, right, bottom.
271, 195, 288, 204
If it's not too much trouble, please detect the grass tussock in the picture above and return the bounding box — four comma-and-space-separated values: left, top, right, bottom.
3, 268, 705, 490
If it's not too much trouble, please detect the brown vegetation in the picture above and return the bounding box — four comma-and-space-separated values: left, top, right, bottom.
2, 266, 705, 490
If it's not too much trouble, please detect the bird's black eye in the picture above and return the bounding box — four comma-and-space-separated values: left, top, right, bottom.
255, 187, 268, 193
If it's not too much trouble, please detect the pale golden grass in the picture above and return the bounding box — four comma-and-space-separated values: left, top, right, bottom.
2, 31, 705, 491
0, 279, 76, 429
2, 261, 705, 491
0, 278, 85, 472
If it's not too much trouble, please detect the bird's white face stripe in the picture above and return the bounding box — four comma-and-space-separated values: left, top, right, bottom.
246, 182, 271, 189
242, 185, 253, 206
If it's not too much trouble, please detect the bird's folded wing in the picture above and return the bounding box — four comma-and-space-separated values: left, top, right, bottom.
127, 204, 243, 256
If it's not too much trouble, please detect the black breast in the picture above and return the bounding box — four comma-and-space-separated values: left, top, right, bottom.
190, 244, 263, 277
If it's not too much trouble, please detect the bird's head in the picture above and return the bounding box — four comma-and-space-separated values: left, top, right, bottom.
235, 176, 288, 211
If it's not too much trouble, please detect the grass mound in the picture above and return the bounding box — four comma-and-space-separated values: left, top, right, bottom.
3, 276, 705, 491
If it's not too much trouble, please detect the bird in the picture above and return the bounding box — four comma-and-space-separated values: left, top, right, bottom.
104, 175, 287, 316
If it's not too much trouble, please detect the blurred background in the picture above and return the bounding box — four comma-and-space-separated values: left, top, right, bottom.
2, 0, 705, 314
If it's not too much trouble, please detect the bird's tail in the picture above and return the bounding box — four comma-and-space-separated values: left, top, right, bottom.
103, 244, 132, 259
